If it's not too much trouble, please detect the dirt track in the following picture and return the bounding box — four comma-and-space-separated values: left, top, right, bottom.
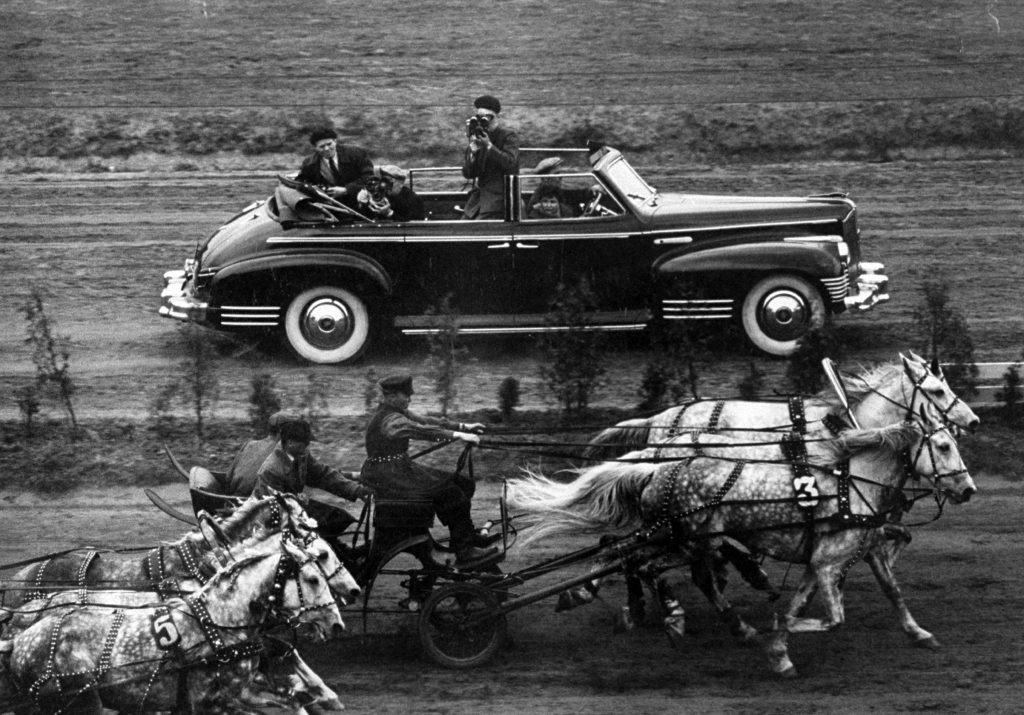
1, 477, 1022, 714
1, 162, 1023, 713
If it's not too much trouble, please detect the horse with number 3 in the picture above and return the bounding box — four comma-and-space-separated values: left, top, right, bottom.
510, 413, 975, 677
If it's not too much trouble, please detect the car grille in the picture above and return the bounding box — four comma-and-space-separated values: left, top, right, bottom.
661, 298, 734, 320
820, 272, 851, 304
219, 305, 280, 327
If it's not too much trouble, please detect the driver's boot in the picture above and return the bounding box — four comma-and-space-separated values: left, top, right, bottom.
449, 512, 498, 568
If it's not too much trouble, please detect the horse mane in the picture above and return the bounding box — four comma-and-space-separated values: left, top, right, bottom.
810, 421, 919, 466
214, 495, 270, 536
827, 361, 903, 406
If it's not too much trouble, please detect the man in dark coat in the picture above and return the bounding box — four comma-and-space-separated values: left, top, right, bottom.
224, 411, 300, 496
255, 419, 373, 538
461, 95, 520, 220
359, 375, 498, 567
295, 127, 374, 204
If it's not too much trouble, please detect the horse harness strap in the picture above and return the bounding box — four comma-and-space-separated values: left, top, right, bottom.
183, 595, 265, 664
645, 459, 748, 540
788, 396, 807, 433
28, 550, 101, 603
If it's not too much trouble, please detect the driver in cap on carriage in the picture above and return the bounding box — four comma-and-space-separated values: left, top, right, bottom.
360, 374, 499, 568
254, 418, 374, 545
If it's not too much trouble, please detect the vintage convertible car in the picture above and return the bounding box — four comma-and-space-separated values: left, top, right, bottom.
159, 142, 889, 363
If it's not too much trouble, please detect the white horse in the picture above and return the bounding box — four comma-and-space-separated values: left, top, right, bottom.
571, 353, 979, 644
510, 418, 975, 677
1, 526, 344, 714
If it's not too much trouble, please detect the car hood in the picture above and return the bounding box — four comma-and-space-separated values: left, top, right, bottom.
197, 200, 278, 269
644, 191, 852, 230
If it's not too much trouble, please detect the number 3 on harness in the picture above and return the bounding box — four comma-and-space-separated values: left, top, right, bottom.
792, 474, 820, 508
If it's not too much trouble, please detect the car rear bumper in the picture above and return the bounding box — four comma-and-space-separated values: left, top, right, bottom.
159, 269, 208, 322
844, 261, 890, 311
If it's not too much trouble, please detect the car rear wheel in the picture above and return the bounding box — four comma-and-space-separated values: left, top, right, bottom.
284, 286, 370, 364
740, 274, 826, 357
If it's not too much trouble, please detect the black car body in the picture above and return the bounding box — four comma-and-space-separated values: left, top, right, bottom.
160, 143, 888, 362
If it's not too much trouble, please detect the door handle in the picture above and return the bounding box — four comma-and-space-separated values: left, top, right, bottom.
516, 242, 539, 249
487, 242, 511, 249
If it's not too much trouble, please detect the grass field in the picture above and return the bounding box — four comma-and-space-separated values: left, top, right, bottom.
2, 0, 1023, 168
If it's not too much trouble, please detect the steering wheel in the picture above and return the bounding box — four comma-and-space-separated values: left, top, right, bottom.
582, 194, 608, 217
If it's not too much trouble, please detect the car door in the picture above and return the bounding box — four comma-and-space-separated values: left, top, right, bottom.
512, 174, 651, 329
389, 218, 516, 331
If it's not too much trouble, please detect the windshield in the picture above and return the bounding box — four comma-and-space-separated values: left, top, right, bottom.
604, 155, 656, 207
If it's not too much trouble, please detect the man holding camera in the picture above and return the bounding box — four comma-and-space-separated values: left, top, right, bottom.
461, 95, 519, 220
356, 165, 425, 221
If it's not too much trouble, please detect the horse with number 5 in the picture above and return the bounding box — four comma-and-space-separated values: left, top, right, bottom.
0, 515, 346, 714
510, 411, 975, 677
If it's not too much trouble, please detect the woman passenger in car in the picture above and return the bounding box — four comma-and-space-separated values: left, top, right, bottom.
526, 179, 573, 219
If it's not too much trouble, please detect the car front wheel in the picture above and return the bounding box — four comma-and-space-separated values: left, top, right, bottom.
740, 274, 826, 357
284, 286, 370, 364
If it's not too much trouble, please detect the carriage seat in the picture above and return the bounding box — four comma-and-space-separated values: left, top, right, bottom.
372, 498, 435, 529
188, 466, 223, 493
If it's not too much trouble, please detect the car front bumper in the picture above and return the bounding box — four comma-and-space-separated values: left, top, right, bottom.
844, 261, 890, 311
159, 269, 208, 322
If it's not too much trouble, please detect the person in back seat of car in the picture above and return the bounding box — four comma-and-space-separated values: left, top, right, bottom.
360, 374, 498, 567
295, 127, 374, 204
461, 95, 519, 220
254, 419, 374, 540
356, 165, 425, 221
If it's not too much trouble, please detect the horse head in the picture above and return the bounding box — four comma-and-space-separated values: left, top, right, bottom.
825, 415, 975, 505
273, 535, 347, 641
903, 403, 976, 504
900, 351, 981, 434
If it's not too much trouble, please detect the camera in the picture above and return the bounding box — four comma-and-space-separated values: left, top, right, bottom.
364, 176, 392, 202
465, 115, 491, 139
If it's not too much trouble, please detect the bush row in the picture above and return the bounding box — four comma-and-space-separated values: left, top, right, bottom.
2, 98, 1024, 163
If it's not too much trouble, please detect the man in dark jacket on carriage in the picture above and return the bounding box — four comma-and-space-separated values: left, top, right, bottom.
360, 374, 498, 567
254, 419, 374, 539
224, 410, 301, 496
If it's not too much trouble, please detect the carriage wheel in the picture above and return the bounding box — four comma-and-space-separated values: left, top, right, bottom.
419, 582, 507, 669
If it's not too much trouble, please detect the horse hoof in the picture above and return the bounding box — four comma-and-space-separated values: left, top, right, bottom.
913, 635, 941, 650
777, 666, 798, 679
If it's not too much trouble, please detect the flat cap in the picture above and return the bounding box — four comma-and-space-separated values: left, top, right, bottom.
474, 95, 502, 114
280, 418, 314, 443
268, 411, 301, 431
376, 164, 408, 183
380, 374, 414, 395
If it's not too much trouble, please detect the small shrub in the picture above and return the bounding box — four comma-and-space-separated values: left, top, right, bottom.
913, 279, 978, 398
425, 294, 468, 417
538, 280, 607, 415
23, 287, 79, 437
995, 357, 1024, 426
497, 377, 521, 422
738, 361, 767, 400
247, 373, 282, 435
15, 383, 41, 437
179, 325, 220, 442
148, 380, 180, 439
786, 326, 844, 394
299, 372, 331, 433
363, 368, 381, 414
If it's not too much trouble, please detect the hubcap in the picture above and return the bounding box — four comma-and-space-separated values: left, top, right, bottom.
758, 289, 809, 341
301, 297, 353, 350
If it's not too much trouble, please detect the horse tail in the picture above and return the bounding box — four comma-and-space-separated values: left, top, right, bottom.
582, 418, 652, 461
508, 461, 658, 547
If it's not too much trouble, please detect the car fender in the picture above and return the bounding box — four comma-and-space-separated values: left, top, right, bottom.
653, 241, 843, 280
211, 251, 393, 296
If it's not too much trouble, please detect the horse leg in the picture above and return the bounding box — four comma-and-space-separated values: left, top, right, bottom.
689, 551, 758, 642
718, 540, 779, 598
650, 575, 687, 648
863, 548, 939, 649
785, 563, 846, 634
